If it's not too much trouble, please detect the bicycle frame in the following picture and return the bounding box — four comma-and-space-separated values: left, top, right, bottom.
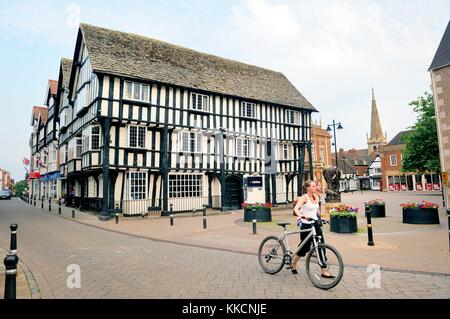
276, 222, 326, 268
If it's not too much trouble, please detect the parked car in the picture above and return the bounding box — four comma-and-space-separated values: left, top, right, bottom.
0, 189, 11, 200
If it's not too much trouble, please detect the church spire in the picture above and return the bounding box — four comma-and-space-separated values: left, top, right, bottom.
367, 88, 387, 157
370, 88, 384, 140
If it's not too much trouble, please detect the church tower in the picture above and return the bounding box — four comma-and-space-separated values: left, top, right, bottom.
367, 88, 387, 157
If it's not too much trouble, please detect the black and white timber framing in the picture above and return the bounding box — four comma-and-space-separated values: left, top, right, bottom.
57, 24, 317, 218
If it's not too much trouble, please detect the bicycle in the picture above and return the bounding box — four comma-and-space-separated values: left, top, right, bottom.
257, 218, 344, 290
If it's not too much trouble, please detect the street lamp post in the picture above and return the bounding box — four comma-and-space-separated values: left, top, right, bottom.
327, 120, 343, 169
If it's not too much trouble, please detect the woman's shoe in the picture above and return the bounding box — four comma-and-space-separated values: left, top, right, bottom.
321, 273, 335, 279
290, 266, 298, 274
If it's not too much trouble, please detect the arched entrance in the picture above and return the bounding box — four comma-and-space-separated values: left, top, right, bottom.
223, 175, 243, 210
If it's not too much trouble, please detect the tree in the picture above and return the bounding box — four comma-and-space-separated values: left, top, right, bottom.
13, 180, 28, 197
401, 91, 441, 174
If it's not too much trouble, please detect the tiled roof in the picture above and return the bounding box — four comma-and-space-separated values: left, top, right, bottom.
388, 130, 412, 145
79, 23, 316, 110
429, 21, 450, 71
48, 80, 58, 96
31, 106, 48, 124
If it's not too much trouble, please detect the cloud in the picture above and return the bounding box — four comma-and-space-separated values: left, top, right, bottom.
227, 0, 449, 150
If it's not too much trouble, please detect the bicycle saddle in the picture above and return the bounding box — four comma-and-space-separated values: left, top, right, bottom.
277, 222, 291, 227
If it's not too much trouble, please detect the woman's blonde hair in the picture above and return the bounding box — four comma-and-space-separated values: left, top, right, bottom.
302, 180, 315, 194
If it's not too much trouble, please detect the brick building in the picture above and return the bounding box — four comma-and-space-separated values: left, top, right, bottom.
0, 169, 12, 190
380, 131, 441, 192
429, 20, 450, 209
310, 123, 332, 187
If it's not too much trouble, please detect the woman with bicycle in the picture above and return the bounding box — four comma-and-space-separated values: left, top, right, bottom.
290, 180, 334, 278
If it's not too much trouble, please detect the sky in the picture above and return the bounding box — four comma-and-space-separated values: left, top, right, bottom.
0, 0, 449, 181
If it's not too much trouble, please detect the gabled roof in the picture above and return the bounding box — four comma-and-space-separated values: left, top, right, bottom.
388, 130, 411, 146
77, 23, 316, 111
30, 106, 48, 126
48, 80, 58, 96
429, 20, 450, 71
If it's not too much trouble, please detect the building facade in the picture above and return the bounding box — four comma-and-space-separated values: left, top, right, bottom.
48, 24, 317, 218
0, 169, 12, 190
310, 123, 332, 187
380, 131, 441, 192
429, 20, 450, 209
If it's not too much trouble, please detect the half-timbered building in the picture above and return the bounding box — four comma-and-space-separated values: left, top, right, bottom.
61, 24, 317, 219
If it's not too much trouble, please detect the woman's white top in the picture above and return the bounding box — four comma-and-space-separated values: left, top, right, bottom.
299, 194, 319, 224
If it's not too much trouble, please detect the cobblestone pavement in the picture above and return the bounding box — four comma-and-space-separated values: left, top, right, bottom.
1, 198, 449, 299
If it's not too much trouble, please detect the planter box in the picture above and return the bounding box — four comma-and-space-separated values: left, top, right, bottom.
244, 208, 272, 222
402, 207, 440, 224
366, 204, 386, 218
330, 215, 358, 233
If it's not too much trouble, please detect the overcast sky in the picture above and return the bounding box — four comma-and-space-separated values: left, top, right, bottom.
0, 0, 449, 180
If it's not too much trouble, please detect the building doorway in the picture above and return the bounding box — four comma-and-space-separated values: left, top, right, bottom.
223, 175, 243, 210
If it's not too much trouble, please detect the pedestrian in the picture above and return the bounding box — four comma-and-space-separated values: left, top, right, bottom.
290, 180, 334, 278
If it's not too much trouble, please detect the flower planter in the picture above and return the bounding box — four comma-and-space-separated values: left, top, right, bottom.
366, 204, 386, 218
244, 208, 272, 222
402, 208, 440, 225
330, 215, 358, 233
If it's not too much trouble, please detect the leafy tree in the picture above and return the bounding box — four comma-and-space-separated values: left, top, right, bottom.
401, 92, 441, 173
13, 180, 28, 197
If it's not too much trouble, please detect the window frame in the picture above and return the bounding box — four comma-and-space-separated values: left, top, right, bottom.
236, 138, 251, 158
168, 174, 203, 198
190, 92, 209, 112
179, 131, 203, 153
241, 101, 256, 119
128, 125, 147, 149
127, 171, 147, 200
123, 81, 150, 103
390, 155, 398, 166
285, 109, 300, 125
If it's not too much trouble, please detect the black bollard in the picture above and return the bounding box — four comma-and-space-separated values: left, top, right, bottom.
9, 224, 18, 255
3, 255, 18, 299
33, 195, 36, 206
41, 196, 44, 209
203, 205, 207, 229
252, 207, 257, 234
365, 204, 374, 246
192, 208, 195, 217
58, 198, 61, 215
49, 197, 51, 212
72, 199, 75, 218
170, 204, 174, 226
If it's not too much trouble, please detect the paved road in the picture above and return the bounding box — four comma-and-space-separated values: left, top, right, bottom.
0, 199, 449, 298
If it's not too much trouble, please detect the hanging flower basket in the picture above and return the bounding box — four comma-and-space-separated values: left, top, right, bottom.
242, 203, 272, 222
366, 199, 386, 218
401, 201, 440, 224
329, 204, 358, 233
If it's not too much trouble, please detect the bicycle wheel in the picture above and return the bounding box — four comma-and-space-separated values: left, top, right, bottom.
305, 243, 344, 290
258, 236, 286, 274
